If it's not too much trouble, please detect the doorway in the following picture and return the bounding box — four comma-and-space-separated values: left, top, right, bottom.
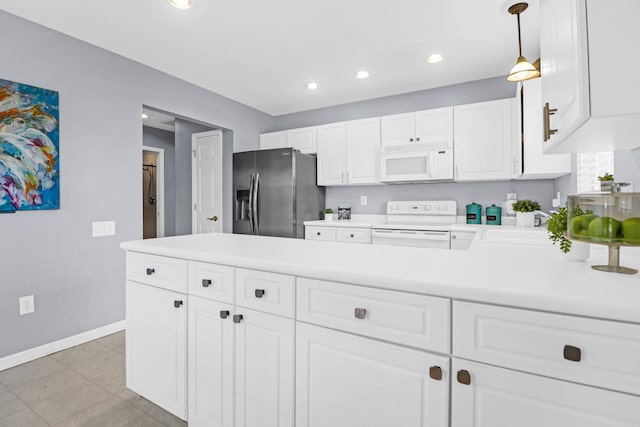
142, 147, 165, 239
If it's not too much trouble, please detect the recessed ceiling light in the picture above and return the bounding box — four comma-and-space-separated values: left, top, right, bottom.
141, 113, 149, 119
426, 54, 445, 64
168, 0, 192, 9
306, 82, 319, 90
355, 71, 370, 79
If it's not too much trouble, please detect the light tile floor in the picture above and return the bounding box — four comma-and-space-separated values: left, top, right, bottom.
0, 331, 186, 426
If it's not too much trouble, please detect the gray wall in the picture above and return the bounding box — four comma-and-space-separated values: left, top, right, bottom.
274, 77, 557, 215
0, 11, 272, 358
143, 126, 176, 237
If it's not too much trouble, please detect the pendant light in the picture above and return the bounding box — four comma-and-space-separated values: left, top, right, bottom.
168, 0, 192, 9
506, 2, 540, 82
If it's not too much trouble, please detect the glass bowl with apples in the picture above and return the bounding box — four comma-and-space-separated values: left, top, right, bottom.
567, 192, 640, 274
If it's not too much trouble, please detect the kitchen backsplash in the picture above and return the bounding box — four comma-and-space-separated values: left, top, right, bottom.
325, 180, 555, 216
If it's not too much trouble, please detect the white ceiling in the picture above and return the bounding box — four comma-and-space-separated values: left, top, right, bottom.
0, 0, 540, 116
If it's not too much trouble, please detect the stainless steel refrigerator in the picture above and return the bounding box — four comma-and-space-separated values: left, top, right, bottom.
233, 148, 325, 238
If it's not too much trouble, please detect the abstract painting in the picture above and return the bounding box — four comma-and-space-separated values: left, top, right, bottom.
0, 78, 59, 211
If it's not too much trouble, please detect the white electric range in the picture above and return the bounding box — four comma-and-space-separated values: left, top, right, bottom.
372, 200, 457, 249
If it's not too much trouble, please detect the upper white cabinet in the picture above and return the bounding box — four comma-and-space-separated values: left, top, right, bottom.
260, 127, 317, 154
454, 99, 520, 181
540, 0, 640, 153
381, 107, 453, 148
317, 118, 380, 186
519, 79, 571, 180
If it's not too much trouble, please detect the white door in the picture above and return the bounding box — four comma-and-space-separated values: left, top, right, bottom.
296, 322, 449, 427
316, 122, 347, 186
192, 130, 223, 234
235, 308, 295, 427
188, 296, 235, 427
415, 107, 453, 147
346, 117, 380, 184
454, 99, 516, 181
452, 359, 640, 427
287, 126, 317, 154
381, 112, 416, 147
126, 281, 187, 420
259, 131, 288, 150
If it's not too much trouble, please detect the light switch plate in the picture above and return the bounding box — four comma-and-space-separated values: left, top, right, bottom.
92, 221, 116, 237
19, 295, 35, 315
360, 195, 367, 206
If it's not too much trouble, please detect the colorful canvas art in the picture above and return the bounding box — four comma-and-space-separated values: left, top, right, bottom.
0, 79, 59, 211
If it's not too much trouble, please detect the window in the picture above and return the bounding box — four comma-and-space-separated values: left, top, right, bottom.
576, 152, 614, 193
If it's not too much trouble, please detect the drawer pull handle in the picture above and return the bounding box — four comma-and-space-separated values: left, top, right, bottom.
202, 279, 212, 287
255, 289, 265, 298
457, 370, 471, 385
233, 314, 243, 323
354, 308, 367, 319
146, 268, 155, 275
429, 366, 442, 381
563, 345, 582, 362
317, 232, 321, 236
350, 234, 355, 238
220, 310, 230, 319
174, 300, 183, 308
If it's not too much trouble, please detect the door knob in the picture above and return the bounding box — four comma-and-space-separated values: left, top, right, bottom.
146, 268, 155, 275
233, 314, 243, 323
207, 216, 218, 221
563, 345, 582, 362
354, 308, 367, 319
202, 279, 212, 287
220, 310, 230, 319
174, 300, 183, 308
457, 370, 471, 385
255, 289, 265, 298
429, 366, 442, 381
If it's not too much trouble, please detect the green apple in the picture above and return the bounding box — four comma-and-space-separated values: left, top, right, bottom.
570, 214, 597, 237
588, 216, 622, 240
622, 218, 640, 242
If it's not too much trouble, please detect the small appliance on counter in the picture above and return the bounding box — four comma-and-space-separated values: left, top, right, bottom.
486, 204, 502, 225
466, 202, 482, 224
337, 204, 352, 220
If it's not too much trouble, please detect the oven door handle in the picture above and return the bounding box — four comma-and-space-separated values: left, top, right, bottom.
372, 230, 450, 241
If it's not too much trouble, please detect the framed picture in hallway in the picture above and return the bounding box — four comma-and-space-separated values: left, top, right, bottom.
0, 78, 60, 211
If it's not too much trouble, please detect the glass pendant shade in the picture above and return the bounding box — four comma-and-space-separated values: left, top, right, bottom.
168, 0, 192, 9
507, 55, 541, 82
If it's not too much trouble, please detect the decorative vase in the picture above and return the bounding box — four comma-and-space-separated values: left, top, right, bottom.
324, 213, 333, 222
564, 241, 590, 262
516, 211, 535, 227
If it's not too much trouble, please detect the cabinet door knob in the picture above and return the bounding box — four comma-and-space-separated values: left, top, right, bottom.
429, 366, 442, 381
317, 232, 321, 236
457, 369, 471, 385
233, 314, 243, 323
350, 234, 354, 238
563, 345, 582, 362
255, 289, 265, 298
146, 268, 155, 276
174, 300, 183, 308
409, 138, 414, 142
416, 137, 420, 142
202, 279, 212, 287
354, 308, 367, 319
220, 310, 230, 319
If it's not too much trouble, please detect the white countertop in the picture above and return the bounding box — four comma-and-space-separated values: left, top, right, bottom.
121, 232, 640, 324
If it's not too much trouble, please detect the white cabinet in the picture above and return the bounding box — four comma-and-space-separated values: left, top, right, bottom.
260, 127, 317, 154
518, 79, 571, 179
296, 322, 449, 427
126, 280, 187, 420
188, 296, 234, 427
317, 118, 380, 186
234, 308, 295, 427
450, 230, 476, 250
304, 225, 336, 241
451, 359, 640, 427
381, 107, 453, 148
540, 0, 640, 153
305, 225, 372, 244
259, 131, 287, 150
453, 99, 519, 181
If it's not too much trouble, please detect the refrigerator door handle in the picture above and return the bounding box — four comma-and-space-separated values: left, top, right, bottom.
253, 173, 260, 235
248, 173, 255, 234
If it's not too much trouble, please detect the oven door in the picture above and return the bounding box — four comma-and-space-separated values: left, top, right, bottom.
371, 229, 451, 249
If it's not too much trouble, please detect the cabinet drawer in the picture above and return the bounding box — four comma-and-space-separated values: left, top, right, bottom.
236, 268, 295, 318
126, 252, 188, 293
453, 301, 640, 395
305, 226, 335, 241
188, 261, 235, 304
335, 227, 371, 244
297, 278, 450, 353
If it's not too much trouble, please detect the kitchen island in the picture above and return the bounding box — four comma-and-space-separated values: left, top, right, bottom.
121, 232, 640, 426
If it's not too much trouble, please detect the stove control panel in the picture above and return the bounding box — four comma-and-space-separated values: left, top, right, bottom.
386, 201, 457, 216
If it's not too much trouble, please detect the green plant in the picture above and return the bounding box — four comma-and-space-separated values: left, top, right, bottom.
547, 205, 592, 253
324, 208, 333, 214
598, 173, 614, 181
512, 199, 541, 213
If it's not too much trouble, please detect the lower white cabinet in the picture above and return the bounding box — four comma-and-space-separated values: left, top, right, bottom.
451, 359, 640, 427
305, 225, 372, 244
450, 231, 476, 250
126, 281, 187, 420
296, 322, 449, 427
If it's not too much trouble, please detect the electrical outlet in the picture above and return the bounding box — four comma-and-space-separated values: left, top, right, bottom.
19, 295, 35, 315
360, 195, 367, 206
92, 221, 116, 237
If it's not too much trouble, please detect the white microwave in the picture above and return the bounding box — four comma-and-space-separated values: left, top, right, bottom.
381, 145, 453, 183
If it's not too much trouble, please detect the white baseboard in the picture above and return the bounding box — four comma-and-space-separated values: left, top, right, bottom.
0, 320, 126, 371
